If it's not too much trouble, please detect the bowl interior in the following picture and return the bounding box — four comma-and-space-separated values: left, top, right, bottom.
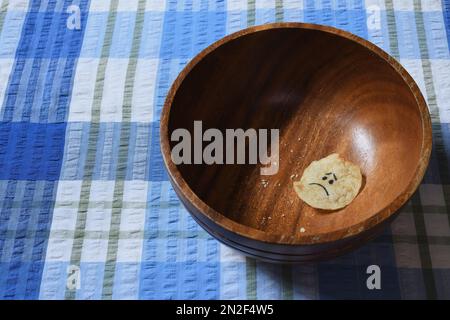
167, 27, 426, 240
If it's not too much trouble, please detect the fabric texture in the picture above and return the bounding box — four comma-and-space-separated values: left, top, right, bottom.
0, 0, 449, 299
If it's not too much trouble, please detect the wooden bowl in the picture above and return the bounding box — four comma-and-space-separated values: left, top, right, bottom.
160, 23, 432, 263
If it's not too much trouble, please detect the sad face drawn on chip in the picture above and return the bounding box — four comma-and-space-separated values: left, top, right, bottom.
308, 172, 338, 196
293, 154, 362, 210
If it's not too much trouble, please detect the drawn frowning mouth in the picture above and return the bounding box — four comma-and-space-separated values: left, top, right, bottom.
308, 183, 329, 196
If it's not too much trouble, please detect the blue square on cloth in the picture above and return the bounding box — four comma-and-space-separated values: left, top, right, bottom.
0, 122, 66, 180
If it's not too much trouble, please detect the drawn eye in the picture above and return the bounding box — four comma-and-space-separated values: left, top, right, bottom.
329, 180, 334, 185
322, 176, 327, 180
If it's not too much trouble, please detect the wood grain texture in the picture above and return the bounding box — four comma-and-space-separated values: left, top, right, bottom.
160, 23, 432, 262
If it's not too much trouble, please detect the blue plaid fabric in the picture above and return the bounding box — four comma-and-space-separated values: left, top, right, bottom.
0, 0, 449, 299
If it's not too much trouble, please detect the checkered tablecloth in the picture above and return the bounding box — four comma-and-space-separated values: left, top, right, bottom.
0, 0, 449, 300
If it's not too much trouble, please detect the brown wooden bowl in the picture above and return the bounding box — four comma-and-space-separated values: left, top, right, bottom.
160, 23, 432, 263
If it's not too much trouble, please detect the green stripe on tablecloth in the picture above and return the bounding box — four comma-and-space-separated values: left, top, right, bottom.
4, 200, 450, 212
11, 200, 450, 213
411, 0, 437, 299
101, 0, 147, 299
385, 0, 400, 59
281, 265, 293, 299
245, 0, 257, 299
0, 0, 9, 35
3, 228, 450, 244
413, 0, 450, 223
413, 0, 446, 299
414, 0, 450, 240
413, 0, 450, 233
381, 234, 450, 246
432, 121, 450, 221
413, 1, 440, 121
247, 0, 255, 27
384, 0, 437, 300
65, 0, 119, 300
402, 204, 448, 214
410, 192, 437, 297
275, 0, 284, 22
246, 258, 257, 299
414, 0, 450, 299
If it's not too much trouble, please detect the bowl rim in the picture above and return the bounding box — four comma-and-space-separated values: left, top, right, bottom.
160, 22, 432, 245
